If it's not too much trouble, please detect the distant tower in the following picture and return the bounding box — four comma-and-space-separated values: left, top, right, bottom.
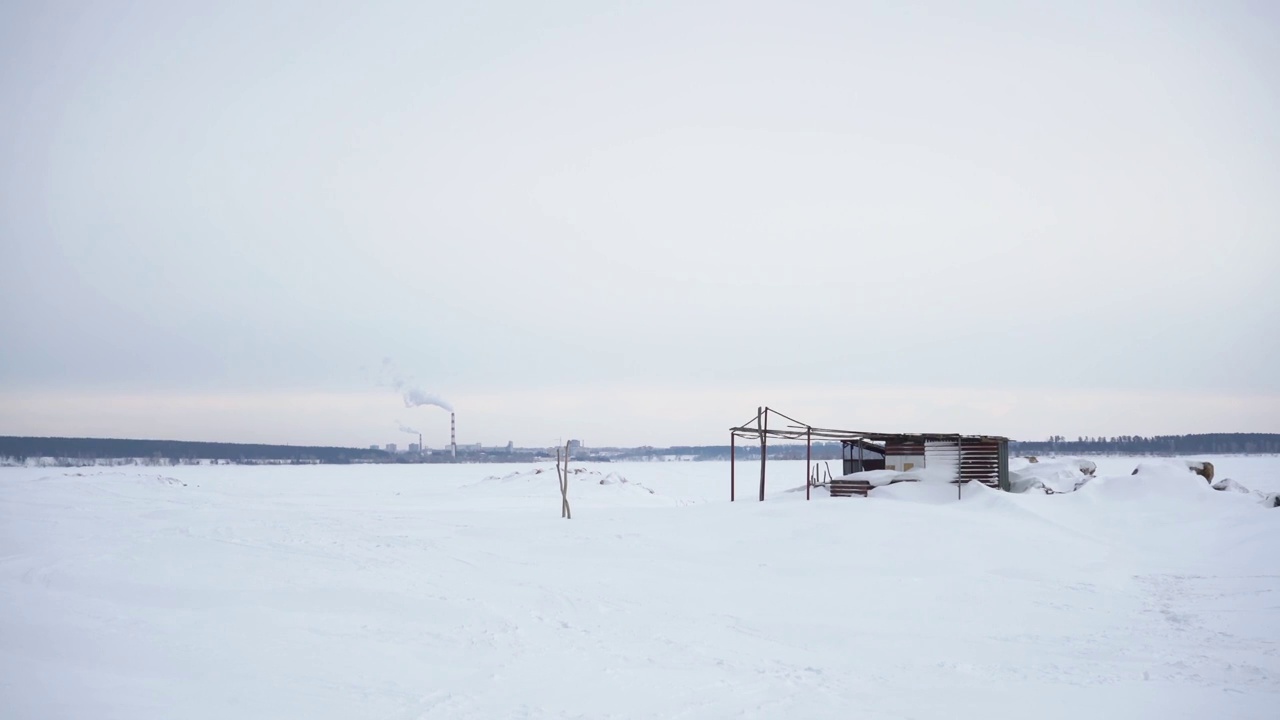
450, 413, 457, 459
418, 433, 422, 453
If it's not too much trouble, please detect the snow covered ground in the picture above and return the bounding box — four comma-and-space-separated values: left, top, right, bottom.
2, 455, 1278, 719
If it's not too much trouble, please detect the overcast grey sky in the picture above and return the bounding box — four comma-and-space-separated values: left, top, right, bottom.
2, 0, 1278, 448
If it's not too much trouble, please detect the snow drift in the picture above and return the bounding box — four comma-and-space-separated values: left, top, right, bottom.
2, 459, 1278, 720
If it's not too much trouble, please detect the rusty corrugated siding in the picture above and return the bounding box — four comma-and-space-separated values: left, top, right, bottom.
958, 438, 1002, 489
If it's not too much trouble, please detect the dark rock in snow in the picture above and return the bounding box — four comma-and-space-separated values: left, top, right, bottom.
1211, 478, 1250, 494
1189, 461, 1215, 483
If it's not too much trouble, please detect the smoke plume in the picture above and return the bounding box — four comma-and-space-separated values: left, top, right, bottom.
397, 422, 419, 435
403, 388, 454, 412
377, 357, 454, 413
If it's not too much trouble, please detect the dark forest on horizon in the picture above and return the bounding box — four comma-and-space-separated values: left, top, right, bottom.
2, 433, 1278, 465
1010, 434, 1280, 455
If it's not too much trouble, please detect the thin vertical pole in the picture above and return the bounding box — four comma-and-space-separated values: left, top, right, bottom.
805, 427, 812, 501
957, 435, 963, 500
564, 441, 572, 519
730, 433, 736, 502
556, 446, 565, 517
752, 404, 762, 499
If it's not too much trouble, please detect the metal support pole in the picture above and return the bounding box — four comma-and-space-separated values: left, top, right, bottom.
759, 407, 768, 502
957, 435, 963, 500
805, 427, 812, 501
730, 433, 736, 502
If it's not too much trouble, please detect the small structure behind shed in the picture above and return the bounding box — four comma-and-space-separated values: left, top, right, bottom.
842, 439, 886, 474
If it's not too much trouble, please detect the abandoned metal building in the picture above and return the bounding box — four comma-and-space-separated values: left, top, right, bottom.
730, 407, 1011, 500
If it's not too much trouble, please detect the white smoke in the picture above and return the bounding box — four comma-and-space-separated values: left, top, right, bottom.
397, 422, 420, 435
377, 358, 454, 413
402, 388, 454, 412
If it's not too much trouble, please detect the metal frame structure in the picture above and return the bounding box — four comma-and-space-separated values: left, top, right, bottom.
729, 406, 1010, 501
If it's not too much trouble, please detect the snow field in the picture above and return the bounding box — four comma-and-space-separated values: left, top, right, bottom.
1, 456, 1278, 719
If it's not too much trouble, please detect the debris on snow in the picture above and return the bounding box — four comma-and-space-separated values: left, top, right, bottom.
480, 467, 656, 495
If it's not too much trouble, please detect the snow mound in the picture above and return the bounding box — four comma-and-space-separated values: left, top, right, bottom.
1078, 465, 1215, 502
819, 457, 1277, 510
1210, 477, 1280, 507
1132, 459, 1213, 480
1009, 458, 1095, 494
867, 475, 1006, 505
1211, 477, 1251, 494
1009, 459, 1278, 509
836, 467, 962, 487
871, 480, 962, 504
850, 467, 991, 504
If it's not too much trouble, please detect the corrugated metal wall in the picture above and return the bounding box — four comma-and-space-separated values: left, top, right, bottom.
924, 440, 959, 478
885, 440, 924, 472
957, 438, 1003, 489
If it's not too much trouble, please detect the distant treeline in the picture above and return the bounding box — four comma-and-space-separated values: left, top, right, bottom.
1010, 434, 1280, 456
0, 437, 848, 465
611, 443, 845, 461
4, 434, 1275, 467
0, 436, 389, 464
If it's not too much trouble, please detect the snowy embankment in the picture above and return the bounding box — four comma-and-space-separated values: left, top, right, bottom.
1, 457, 1278, 719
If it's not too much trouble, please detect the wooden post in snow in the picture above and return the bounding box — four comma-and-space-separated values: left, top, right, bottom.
557, 443, 572, 519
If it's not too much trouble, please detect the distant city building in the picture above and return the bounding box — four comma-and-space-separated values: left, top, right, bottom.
568, 439, 583, 450
506, 441, 514, 452
385, 443, 397, 453
408, 443, 420, 453
369, 445, 379, 451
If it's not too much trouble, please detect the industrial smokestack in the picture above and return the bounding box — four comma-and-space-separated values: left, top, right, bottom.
418, 433, 422, 453
450, 413, 456, 459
